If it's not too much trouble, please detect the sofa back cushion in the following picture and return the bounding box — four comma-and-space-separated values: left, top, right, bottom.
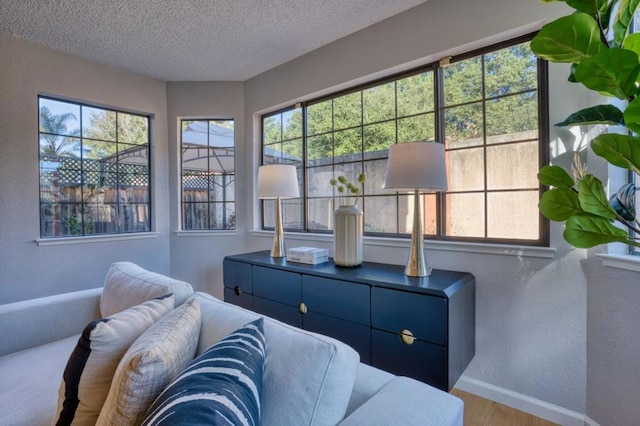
52, 294, 174, 426
193, 292, 359, 426
100, 262, 193, 317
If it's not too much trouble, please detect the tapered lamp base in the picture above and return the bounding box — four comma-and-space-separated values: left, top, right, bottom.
270, 196, 286, 258
404, 189, 430, 277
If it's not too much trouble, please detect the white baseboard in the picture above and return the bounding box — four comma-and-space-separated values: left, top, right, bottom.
454, 376, 599, 426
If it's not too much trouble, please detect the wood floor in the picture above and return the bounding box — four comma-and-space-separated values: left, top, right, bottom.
451, 389, 558, 426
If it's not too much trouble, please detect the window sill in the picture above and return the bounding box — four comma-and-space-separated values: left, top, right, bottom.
597, 254, 640, 273
36, 232, 159, 246
173, 230, 239, 237
250, 230, 556, 259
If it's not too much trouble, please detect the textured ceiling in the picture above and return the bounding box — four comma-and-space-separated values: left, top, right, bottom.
0, 0, 428, 81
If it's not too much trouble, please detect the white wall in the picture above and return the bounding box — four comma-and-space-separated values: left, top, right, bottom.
0, 32, 171, 304
242, 0, 592, 417
166, 82, 248, 297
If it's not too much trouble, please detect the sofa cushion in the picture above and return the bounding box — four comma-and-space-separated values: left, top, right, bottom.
100, 262, 193, 317
194, 292, 359, 426
52, 294, 174, 426
97, 297, 201, 426
142, 318, 265, 426
344, 363, 395, 417
338, 377, 464, 426
0, 335, 78, 426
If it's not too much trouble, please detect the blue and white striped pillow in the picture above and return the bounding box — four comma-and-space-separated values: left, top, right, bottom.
141, 318, 265, 426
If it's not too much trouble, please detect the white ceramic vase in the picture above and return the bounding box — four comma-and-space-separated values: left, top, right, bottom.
333, 204, 363, 267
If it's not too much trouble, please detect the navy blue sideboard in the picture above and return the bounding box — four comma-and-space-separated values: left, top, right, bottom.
223, 250, 475, 391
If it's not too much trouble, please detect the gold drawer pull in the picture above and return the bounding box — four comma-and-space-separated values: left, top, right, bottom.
234, 286, 242, 296
400, 329, 415, 345
299, 302, 308, 315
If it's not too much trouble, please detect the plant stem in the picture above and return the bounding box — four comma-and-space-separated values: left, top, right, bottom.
618, 217, 640, 235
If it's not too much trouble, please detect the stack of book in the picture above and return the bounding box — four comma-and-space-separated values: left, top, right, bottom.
286, 247, 329, 265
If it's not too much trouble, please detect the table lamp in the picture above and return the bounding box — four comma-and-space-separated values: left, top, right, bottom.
384, 142, 447, 277
257, 164, 300, 257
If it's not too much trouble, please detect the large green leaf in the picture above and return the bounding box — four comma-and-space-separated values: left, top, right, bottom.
613, 0, 640, 47
531, 13, 605, 63
539, 188, 582, 221
577, 175, 617, 219
563, 214, 631, 247
574, 48, 640, 99
591, 133, 640, 175
623, 97, 640, 134
556, 104, 625, 126
622, 33, 640, 57
566, 0, 609, 15
538, 165, 575, 188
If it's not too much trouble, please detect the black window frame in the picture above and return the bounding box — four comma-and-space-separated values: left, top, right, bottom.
179, 118, 236, 231
260, 33, 549, 247
38, 95, 152, 238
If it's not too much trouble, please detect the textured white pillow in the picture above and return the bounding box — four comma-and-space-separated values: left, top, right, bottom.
194, 292, 360, 426
96, 297, 201, 426
51, 294, 174, 426
100, 262, 194, 317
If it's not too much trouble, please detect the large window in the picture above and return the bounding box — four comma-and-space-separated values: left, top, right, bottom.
39, 97, 151, 238
180, 119, 235, 230
261, 35, 548, 245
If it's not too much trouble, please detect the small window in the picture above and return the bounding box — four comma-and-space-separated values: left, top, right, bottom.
180, 119, 236, 230
39, 96, 151, 237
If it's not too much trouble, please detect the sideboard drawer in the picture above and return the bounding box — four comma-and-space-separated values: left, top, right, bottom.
223, 287, 253, 310
372, 329, 447, 390
304, 311, 371, 364
253, 296, 303, 328
372, 287, 447, 345
252, 266, 301, 307
223, 259, 253, 294
303, 276, 370, 326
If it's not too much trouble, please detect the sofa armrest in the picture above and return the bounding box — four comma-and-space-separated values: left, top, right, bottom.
339, 377, 463, 426
0, 287, 102, 356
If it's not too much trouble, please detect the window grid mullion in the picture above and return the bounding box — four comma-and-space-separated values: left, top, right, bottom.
434, 61, 446, 240
481, 53, 489, 239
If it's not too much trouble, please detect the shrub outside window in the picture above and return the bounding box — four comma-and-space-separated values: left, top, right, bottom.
39, 97, 151, 237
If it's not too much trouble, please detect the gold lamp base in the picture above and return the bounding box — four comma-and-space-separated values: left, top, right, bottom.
405, 189, 431, 277
271, 196, 286, 258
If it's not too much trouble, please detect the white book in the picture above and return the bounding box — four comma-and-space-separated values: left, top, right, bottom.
286, 247, 329, 260
286, 254, 329, 265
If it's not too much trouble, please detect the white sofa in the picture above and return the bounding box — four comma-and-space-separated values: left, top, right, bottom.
0, 262, 463, 425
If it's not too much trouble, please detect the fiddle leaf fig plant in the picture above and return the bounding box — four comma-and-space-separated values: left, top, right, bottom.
532, 0, 640, 248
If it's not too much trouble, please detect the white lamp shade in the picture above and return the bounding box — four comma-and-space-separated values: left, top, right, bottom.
257, 164, 300, 199
384, 142, 448, 191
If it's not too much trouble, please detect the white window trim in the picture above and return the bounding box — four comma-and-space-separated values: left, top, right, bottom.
250, 230, 555, 259
36, 232, 159, 246
173, 230, 238, 237
597, 254, 640, 273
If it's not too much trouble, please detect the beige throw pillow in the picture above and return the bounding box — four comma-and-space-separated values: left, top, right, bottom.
100, 262, 194, 317
96, 297, 201, 426
51, 294, 174, 426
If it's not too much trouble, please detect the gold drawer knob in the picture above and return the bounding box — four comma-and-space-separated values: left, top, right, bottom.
298, 302, 308, 315
400, 329, 415, 345
234, 286, 242, 296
